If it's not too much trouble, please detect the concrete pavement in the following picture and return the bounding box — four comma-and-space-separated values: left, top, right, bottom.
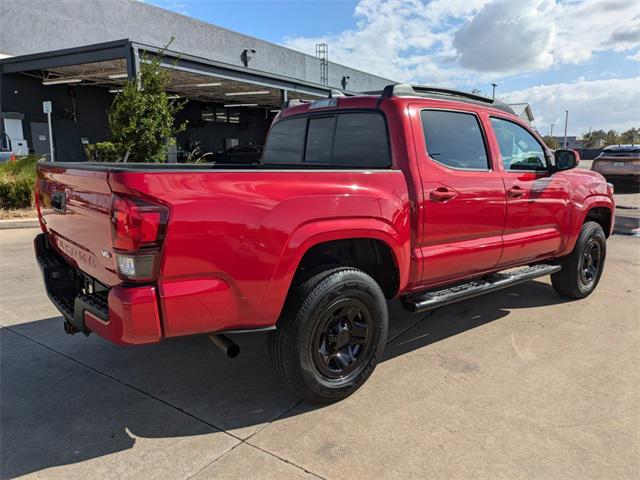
1, 228, 638, 479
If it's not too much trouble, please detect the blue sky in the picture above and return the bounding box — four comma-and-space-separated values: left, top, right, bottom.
146, 1, 363, 42
147, 0, 639, 135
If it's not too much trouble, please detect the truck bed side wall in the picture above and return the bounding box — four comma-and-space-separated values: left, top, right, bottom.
109, 170, 412, 336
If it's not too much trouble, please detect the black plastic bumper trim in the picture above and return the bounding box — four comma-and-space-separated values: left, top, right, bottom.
34, 233, 109, 332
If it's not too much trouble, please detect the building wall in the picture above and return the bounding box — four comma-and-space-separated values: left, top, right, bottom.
1, 73, 274, 161
0, 0, 393, 92
2, 74, 112, 162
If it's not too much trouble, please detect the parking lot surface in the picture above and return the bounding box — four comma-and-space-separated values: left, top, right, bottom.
1, 228, 638, 479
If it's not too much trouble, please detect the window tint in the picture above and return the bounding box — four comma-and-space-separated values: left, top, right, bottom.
490, 117, 546, 171
261, 117, 306, 164
333, 113, 390, 167
305, 116, 335, 163
420, 110, 489, 170
263, 112, 390, 168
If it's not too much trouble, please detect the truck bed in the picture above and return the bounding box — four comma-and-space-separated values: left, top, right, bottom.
35, 160, 412, 340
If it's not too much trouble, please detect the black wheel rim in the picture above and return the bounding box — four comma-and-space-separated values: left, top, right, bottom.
580, 239, 602, 286
312, 297, 374, 381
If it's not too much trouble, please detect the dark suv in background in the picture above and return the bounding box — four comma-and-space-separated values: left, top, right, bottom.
591, 144, 640, 188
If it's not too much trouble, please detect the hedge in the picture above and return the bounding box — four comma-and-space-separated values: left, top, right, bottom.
0, 155, 39, 209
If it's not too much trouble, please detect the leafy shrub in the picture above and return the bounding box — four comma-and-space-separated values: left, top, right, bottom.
0, 154, 38, 177
0, 177, 34, 209
84, 142, 123, 162
0, 155, 40, 209
108, 42, 186, 163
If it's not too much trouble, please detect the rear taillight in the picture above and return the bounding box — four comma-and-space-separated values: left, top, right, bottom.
10, 153, 16, 162
111, 196, 167, 251
110, 195, 168, 282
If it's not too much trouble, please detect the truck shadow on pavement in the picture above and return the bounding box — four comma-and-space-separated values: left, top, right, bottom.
1, 280, 571, 478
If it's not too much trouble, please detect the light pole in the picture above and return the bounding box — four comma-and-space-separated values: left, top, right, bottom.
491, 83, 497, 100
563, 110, 569, 148
550, 124, 554, 136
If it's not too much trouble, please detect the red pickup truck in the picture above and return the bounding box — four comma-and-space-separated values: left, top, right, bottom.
34, 84, 615, 403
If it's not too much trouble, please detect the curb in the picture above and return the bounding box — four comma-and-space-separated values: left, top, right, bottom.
614, 215, 640, 236
0, 218, 39, 230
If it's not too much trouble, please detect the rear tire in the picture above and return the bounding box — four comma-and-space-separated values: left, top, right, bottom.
551, 221, 606, 298
268, 268, 388, 404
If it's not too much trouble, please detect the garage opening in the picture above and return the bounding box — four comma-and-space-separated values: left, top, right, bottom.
0, 41, 329, 163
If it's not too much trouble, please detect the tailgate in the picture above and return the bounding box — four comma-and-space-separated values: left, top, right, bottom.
36, 164, 119, 286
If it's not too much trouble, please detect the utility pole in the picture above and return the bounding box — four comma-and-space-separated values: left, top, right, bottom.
491, 83, 497, 100
563, 110, 569, 148
550, 124, 554, 136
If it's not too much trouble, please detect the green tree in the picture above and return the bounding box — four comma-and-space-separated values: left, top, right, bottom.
582, 129, 606, 148
603, 129, 620, 146
582, 127, 639, 148
108, 43, 186, 162
619, 127, 639, 144
542, 135, 559, 149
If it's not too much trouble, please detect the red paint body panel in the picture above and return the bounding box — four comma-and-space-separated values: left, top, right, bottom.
85, 286, 163, 345
36, 166, 120, 286
108, 169, 411, 335
407, 102, 507, 285
35, 94, 615, 345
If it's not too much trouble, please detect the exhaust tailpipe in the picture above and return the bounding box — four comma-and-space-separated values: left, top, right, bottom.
209, 334, 240, 358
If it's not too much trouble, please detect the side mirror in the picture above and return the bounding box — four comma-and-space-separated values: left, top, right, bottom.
554, 149, 580, 171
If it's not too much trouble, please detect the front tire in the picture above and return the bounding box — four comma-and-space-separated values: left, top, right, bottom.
268, 268, 388, 404
551, 221, 606, 298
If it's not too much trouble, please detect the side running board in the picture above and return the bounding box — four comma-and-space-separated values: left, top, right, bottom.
401, 264, 561, 313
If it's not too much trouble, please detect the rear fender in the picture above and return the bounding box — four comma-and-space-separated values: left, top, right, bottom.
258, 218, 411, 325
561, 195, 614, 255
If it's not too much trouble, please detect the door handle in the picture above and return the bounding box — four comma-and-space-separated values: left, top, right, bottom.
429, 187, 457, 202
507, 186, 525, 198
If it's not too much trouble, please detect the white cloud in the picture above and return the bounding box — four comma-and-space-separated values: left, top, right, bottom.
281, 0, 639, 132
501, 77, 640, 135
453, 0, 556, 73
283, 0, 491, 84
453, 0, 640, 73
283, 0, 640, 79
553, 0, 640, 64
628, 51, 640, 62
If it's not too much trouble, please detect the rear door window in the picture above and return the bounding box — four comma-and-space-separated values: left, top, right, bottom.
263, 111, 390, 168
305, 116, 336, 163
332, 113, 390, 167
261, 117, 306, 164
420, 110, 489, 170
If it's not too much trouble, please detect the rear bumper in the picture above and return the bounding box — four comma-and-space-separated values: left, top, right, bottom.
34, 233, 162, 345
593, 173, 640, 183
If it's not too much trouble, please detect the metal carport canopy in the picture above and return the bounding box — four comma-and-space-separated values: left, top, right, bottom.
0, 40, 134, 75
135, 42, 332, 99
0, 39, 335, 99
